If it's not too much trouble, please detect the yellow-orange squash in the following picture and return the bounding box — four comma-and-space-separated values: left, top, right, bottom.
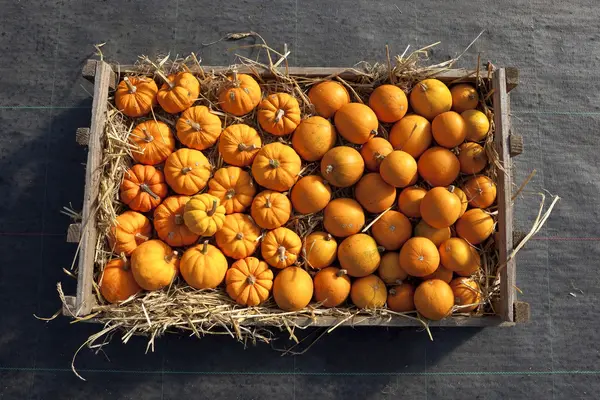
176, 105, 222, 150
261, 227, 302, 269
218, 124, 262, 167
130, 240, 179, 291
292, 116, 337, 161
455, 208, 494, 245
438, 238, 479, 273
251, 190, 291, 229
218, 72, 262, 116
397, 186, 427, 218
371, 211, 412, 251
303, 231, 337, 269
208, 166, 256, 214
129, 120, 175, 165
290, 175, 332, 214
463, 175, 497, 208
450, 277, 482, 312
338, 233, 381, 277
432, 111, 466, 148
314, 267, 351, 307
422, 265, 453, 283
398, 237, 440, 277
252, 142, 301, 191
157, 71, 200, 114
180, 240, 228, 289
360, 137, 393, 171
351, 274, 387, 309
355, 173, 397, 213
451, 186, 469, 217
387, 283, 415, 312
99, 256, 142, 303
226, 257, 274, 306
368, 84, 408, 123
377, 251, 408, 284
323, 198, 365, 237
414, 279, 454, 320
389, 114, 432, 158
334, 103, 378, 144
462, 110, 490, 142
108, 211, 152, 256
321, 146, 365, 188
414, 220, 452, 247
257, 93, 301, 136
458, 142, 488, 174
120, 164, 167, 212
183, 193, 226, 237
215, 213, 261, 259
380, 150, 418, 188
273, 267, 313, 311
450, 84, 478, 113
308, 80, 350, 118
115, 76, 157, 118
409, 78, 452, 120
420, 187, 462, 229
154, 195, 199, 247
417, 146, 460, 187
164, 148, 212, 195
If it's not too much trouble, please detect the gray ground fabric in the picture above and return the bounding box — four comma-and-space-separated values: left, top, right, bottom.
1, 0, 599, 399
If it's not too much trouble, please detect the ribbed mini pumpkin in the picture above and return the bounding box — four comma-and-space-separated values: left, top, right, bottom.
321, 146, 365, 188
397, 186, 427, 218
208, 166, 256, 214
291, 116, 337, 161
323, 198, 365, 237
156, 71, 200, 114
389, 114, 432, 158
420, 186, 462, 229
351, 275, 387, 309
290, 175, 332, 215
463, 175, 497, 208
115, 76, 158, 117
409, 78, 452, 120
379, 150, 418, 188
314, 267, 351, 307
120, 164, 168, 212
180, 240, 228, 289
414, 279, 454, 320
303, 231, 338, 269
130, 240, 179, 291
360, 137, 393, 171
354, 173, 397, 213
387, 283, 416, 313
129, 120, 176, 165
108, 211, 152, 256
226, 257, 274, 306
371, 211, 412, 251
252, 142, 301, 191
261, 227, 302, 269
377, 251, 408, 285
273, 267, 313, 311
438, 238, 479, 274
257, 93, 301, 136
455, 208, 494, 245
338, 234, 381, 277
413, 220, 452, 247
218, 124, 262, 167
183, 193, 226, 237
432, 111, 467, 149
462, 110, 490, 142
215, 213, 261, 259
368, 84, 408, 123
218, 72, 262, 116
334, 103, 379, 144
164, 148, 212, 195
450, 84, 478, 113
417, 147, 460, 187
176, 105, 222, 150
450, 277, 482, 312
398, 237, 440, 277
251, 190, 291, 229
308, 80, 350, 118
99, 256, 142, 304
153, 195, 199, 247
458, 142, 488, 174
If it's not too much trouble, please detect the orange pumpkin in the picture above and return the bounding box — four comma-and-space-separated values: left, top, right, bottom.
387, 283, 415, 312
458, 142, 488, 174
455, 208, 494, 245
252, 143, 301, 191
154, 195, 200, 247
261, 227, 302, 269
338, 233, 381, 277
414, 279, 454, 320
438, 237, 479, 273
451, 186, 469, 217
323, 198, 365, 237
120, 164, 167, 212
157, 71, 200, 114
432, 111, 466, 149
398, 237, 440, 277
218, 72, 262, 116
129, 120, 176, 165
251, 190, 292, 229
257, 93, 301, 136
108, 211, 152, 256
208, 166, 256, 214
389, 114, 432, 158
379, 150, 418, 188
462, 110, 490, 142
360, 137, 393, 171
414, 220, 452, 247
308, 80, 350, 118
321, 146, 365, 188
290, 175, 332, 214
273, 267, 314, 311
314, 267, 351, 307
463, 175, 497, 208
99, 256, 142, 303
179, 240, 228, 289
130, 240, 179, 291
417, 147, 460, 187
176, 105, 222, 150
351, 275, 387, 309
292, 116, 337, 161
450, 84, 478, 113
371, 211, 412, 251
409, 78, 452, 120
368, 84, 408, 123
218, 124, 262, 167
377, 251, 408, 284
303, 231, 337, 269
355, 173, 397, 213
420, 187, 462, 229
334, 103, 378, 144
215, 213, 261, 259
164, 148, 212, 195
115, 76, 157, 117
454, 247, 481, 277
450, 277, 481, 312
398, 186, 427, 218
226, 257, 274, 306
183, 193, 227, 237
422, 265, 453, 283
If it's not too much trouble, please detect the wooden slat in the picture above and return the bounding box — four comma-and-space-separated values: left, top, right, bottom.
74, 61, 113, 316
493, 68, 516, 322
281, 315, 513, 328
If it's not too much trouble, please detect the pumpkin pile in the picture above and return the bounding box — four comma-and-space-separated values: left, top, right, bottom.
100, 69, 493, 322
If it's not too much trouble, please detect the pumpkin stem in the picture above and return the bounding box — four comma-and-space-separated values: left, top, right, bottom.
187, 119, 202, 131
448, 185, 455, 193
141, 128, 154, 142
134, 233, 149, 242
274, 108, 285, 123
377, 246, 385, 253
139, 183, 160, 200
237, 143, 258, 152
265, 196, 272, 208
277, 246, 287, 262
123, 77, 137, 94
232, 70, 240, 87
155, 69, 174, 90
201, 240, 209, 254
389, 288, 397, 296
226, 189, 236, 199
336, 269, 348, 277
325, 233, 332, 241
325, 165, 333, 174
119, 252, 130, 271
174, 214, 184, 225
374, 152, 386, 161
268, 159, 280, 169
246, 275, 256, 285
181, 166, 193, 174
395, 279, 403, 285
370, 129, 378, 137
235, 232, 244, 240
418, 82, 428, 92
207, 199, 218, 216
165, 250, 179, 263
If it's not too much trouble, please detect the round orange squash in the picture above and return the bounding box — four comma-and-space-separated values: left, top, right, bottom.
130, 240, 179, 291
422, 265, 453, 283
218, 72, 262, 116
215, 213, 261, 259
368, 84, 408, 123
458, 142, 487, 174
414, 279, 454, 320
387, 283, 415, 312
153, 195, 199, 247
379, 150, 418, 188
176, 105, 222, 150
257, 93, 302, 136
451, 186, 469, 217
292, 116, 337, 161
218, 124, 262, 167
351, 275, 387, 309
252, 142, 301, 191
308, 80, 351, 118
420, 187, 462, 229
454, 247, 481, 277
251, 190, 291, 229
409, 78, 452, 120
462, 110, 490, 142
371, 211, 412, 251
377, 251, 408, 284
129, 120, 176, 165
226, 257, 274, 306
438, 238, 479, 273
334, 103, 378, 144
208, 166, 256, 214
180, 240, 228, 289
360, 137, 393, 171
156, 71, 200, 114
389, 114, 432, 158
338, 233, 381, 277
432, 111, 467, 148
99, 256, 142, 303
115, 76, 157, 118
323, 198, 365, 237
355, 173, 397, 213
261, 227, 302, 269
183, 193, 227, 237
450, 277, 481, 312
290, 175, 332, 214
414, 220, 452, 247
463, 175, 497, 208
417, 147, 460, 187
164, 148, 212, 195
455, 208, 494, 245
398, 237, 440, 277
303, 231, 337, 269
450, 84, 479, 113
321, 146, 365, 188
273, 267, 314, 311
398, 186, 427, 218
120, 164, 168, 212
314, 267, 351, 307
108, 211, 152, 256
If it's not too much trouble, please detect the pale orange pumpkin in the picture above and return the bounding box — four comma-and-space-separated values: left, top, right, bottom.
414, 279, 454, 320
368, 84, 408, 123
371, 211, 412, 251
157, 71, 200, 114
438, 238, 479, 273
409, 78, 452, 120
450, 84, 479, 113
290, 175, 332, 214
120, 164, 167, 212
164, 148, 212, 195
308, 80, 351, 118
432, 111, 467, 149
389, 114, 432, 158
417, 147, 460, 187
463, 175, 497, 208
379, 150, 418, 188
251, 190, 291, 229
462, 110, 490, 142
183, 193, 227, 237
99, 255, 142, 303
351, 275, 387, 309
115, 76, 157, 117
455, 208, 494, 245
398, 237, 440, 277
323, 198, 365, 237
303, 231, 338, 269
257, 93, 302, 136
355, 173, 397, 213
215, 213, 261, 259
226, 257, 274, 306
130, 240, 179, 291
180, 240, 228, 289
292, 116, 337, 161
314, 267, 351, 307
108, 211, 152, 256
261, 227, 302, 269
414, 220, 452, 247
273, 267, 314, 311
252, 143, 301, 191
360, 137, 393, 171
154, 195, 200, 247
334, 103, 378, 144
218, 124, 262, 167
176, 105, 222, 150
338, 233, 381, 277
321, 146, 365, 188
377, 251, 408, 284
451, 186, 469, 217
458, 142, 488, 174
397, 186, 427, 218
422, 265, 453, 283
420, 187, 462, 229
387, 283, 416, 312
218, 72, 262, 116
129, 120, 176, 165
208, 166, 256, 214
450, 277, 482, 312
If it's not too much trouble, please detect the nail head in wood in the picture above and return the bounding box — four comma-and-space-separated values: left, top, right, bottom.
509, 134, 524, 157
76, 127, 90, 146
67, 223, 82, 243
513, 301, 530, 323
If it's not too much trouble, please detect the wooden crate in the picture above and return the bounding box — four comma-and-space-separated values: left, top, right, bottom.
63, 59, 529, 328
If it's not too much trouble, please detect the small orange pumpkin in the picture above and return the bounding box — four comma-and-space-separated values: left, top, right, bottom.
379, 150, 418, 188
218, 124, 262, 167
251, 190, 291, 229
389, 114, 432, 158
355, 173, 397, 213
115, 76, 157, 117
257, 93, 301, 136
360, 137, 393, 171
409, 78, 452, 120
156, 71, 200, 114
218, 72, 262, 116
164, 148, 212, 195
462, 110, 490, 142
321, 146, 365, 188
417, 147, 460, 187
378, 251, 408, 284
99, 256, 142, 303
273, 267, 314, 311
292, 116, 337, 161
351, 275, 387, 309
414, 279, 454, 320
432, 111, 467, 149
414, 220, 452, 247
120, 164, 167, 212
463, 175, 497, 208
338, 233, 381, 277
252, 142, 301, 191
180, 240, 228, 289
323, 198, 365, 237
450, 84, 478, 113
438, 238, 479, 273
303, 231, 338, 269
314, 267, 351, 307
334, 103, 378, 144
129, 120, 176, 165
451, 186, 469, 217
368, 84, 408, 123
290, 175, 332, 215
130, 240, 179, 291
420, 187, 462, 229
154, 195, 199, 247
458, 142, 488, 174
422, 265, 453, 283
183, 193, 227, 237
398, 237, 440, 277
371, 211, 412, 251
208, 166, 256, 214
387, 283, 416, 312
226, 257, 274, 306
215, 213, 261, 259
455, 208, 494, 245
398, 186, 427, 218
261, 227, 302, 269
176, 105, 222, 150
308, 80, 350, 118
108, 211, 152, 256
450, 277, 481, 312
